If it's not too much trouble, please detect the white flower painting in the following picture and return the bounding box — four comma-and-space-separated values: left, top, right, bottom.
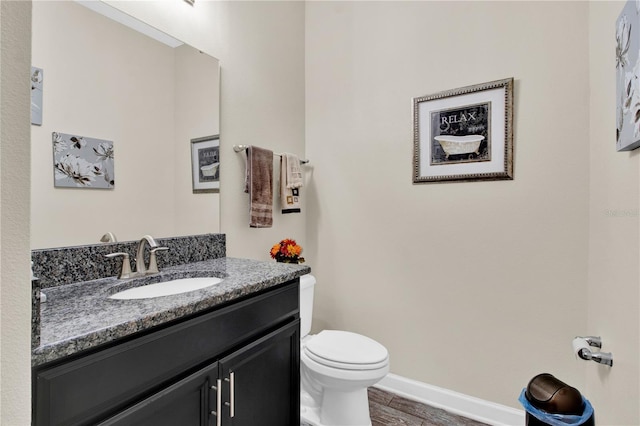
31, 67, 43, 126
617, 1, 640, 151
53, 132, 114, 189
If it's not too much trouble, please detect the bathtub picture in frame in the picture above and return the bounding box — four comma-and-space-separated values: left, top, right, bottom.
191, 135, 220, 193
430, 102, 491, 165
413, 78, 514, 183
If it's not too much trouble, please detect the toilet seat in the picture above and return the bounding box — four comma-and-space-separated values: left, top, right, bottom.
304, 330, 389, 371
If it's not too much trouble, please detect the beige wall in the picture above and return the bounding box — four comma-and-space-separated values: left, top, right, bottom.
1, 1, 32, 424
588, 1, 640, 424
306, 0, 591, 409
31, 1, 220, 249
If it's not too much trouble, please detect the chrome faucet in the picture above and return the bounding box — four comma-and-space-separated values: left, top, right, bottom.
135, 235, 169, 275
136, 235, 158, 275
105, 235, 168, 279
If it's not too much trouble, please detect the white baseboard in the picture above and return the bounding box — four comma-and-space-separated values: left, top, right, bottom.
375, 373, 526, 426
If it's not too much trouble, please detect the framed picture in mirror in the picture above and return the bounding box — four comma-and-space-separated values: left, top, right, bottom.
191, 135, 220, 193
413, 78, 514, 183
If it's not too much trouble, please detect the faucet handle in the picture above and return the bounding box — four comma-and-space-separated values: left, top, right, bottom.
100, 232, 118, 243
148, 247, 169, 274
105, 252, 133, 279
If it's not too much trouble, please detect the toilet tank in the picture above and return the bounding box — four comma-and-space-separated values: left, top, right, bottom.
299, 274, 315, 338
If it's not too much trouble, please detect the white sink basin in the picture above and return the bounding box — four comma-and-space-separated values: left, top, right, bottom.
110, 277, 223, 300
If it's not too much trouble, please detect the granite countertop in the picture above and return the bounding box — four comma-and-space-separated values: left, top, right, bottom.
33, 257, 310, 367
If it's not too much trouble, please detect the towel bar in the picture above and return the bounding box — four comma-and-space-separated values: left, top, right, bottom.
233, 145, 309, 164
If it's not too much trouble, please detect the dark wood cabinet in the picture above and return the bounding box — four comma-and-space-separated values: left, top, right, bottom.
219, 321, 299, 426
33, 281, 300, 426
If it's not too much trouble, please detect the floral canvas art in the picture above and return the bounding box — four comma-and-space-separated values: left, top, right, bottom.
53, 132, 114, 189
616, 0, 640, 151
31, 67, 43, 126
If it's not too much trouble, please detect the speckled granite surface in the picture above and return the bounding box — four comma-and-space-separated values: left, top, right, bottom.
32, 278, 41, 348
33, 257, 310, 367
31, 234, 226, 289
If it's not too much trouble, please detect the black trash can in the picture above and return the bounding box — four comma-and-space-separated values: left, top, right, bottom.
519, 373, 595, 426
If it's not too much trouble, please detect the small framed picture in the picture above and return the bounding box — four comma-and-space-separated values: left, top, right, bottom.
413, 78, 514, 183
191, 135, 220, 193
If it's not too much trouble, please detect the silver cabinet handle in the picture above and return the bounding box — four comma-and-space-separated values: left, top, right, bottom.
224, 372, 235, 418
210, 379, 222, 426
230, 371, 235, 418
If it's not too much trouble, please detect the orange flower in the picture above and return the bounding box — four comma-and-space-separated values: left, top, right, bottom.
270, 238, 304, 261
286, 245, 301, 256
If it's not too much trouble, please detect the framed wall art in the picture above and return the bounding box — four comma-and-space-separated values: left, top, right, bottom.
53, 132, 114, 189
413, 78, 514, 183
191, 135, 220, 193
616, 0, 640, 151
31, 66, 43, 126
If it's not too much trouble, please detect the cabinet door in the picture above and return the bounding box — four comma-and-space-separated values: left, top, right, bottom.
219, 320, 300, 426
98, 361, 219, 426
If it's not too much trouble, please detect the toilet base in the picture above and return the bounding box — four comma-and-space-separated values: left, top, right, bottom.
300, 405, 322, 426
301, 407, 372, 426
300, 387, 373, 426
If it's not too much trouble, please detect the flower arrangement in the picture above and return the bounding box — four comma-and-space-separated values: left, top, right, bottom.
270, 238, 305, 264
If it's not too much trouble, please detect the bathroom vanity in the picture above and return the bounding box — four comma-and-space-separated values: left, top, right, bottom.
31, 238, 309, 426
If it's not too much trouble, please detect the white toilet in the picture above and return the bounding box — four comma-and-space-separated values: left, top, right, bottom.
299, 274, 390, 426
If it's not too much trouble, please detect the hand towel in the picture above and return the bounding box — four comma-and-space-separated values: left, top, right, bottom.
244, 146, 273, 227
280, 153, 303, 214
285, 153, 303, 189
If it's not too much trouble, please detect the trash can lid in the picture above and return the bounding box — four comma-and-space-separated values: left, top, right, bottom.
526, 373, 583, 415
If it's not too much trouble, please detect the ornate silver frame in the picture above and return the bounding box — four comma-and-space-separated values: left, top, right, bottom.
413, 78, 514, 183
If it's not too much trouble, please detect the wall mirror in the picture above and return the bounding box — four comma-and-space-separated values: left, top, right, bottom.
30, 0, 220, 249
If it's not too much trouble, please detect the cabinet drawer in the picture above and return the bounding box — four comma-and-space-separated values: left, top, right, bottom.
35, 281, 299, 426
97, 361, 219, 426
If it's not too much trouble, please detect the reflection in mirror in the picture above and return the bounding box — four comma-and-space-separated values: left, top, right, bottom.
31, 1, 220, 249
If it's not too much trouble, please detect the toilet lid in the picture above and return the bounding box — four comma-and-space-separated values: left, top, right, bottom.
304, 330, 388, 370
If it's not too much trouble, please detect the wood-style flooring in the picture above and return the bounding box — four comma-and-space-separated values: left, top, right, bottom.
368, 388, 489, 426
301, 387, 489, 426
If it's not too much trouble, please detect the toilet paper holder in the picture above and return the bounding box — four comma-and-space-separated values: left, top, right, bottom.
573, 336, 613, 367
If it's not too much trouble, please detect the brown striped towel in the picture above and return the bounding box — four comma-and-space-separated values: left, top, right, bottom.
244, 146, 273, 228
